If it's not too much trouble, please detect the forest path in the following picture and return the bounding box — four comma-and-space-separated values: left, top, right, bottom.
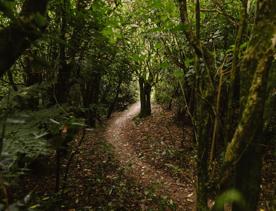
104, 102, 195, 210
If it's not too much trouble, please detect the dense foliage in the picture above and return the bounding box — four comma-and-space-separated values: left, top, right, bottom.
0, 0, 275, 210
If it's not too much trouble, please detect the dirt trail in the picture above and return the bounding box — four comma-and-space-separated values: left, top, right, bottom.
105, 102, 195, 210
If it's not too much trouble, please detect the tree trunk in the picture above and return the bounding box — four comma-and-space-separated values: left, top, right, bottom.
196, 117, 210, 211
55, 0, 70, 103
224, 0, 276, 209
55, 0, 92, 103
107, 80, 122, 118
139, 77, 151, 117
7, 70, 18, 91
23, 51, 43, 86
226, 0, 248, 143
82, 70, 101, 127
233, 142, 263, 211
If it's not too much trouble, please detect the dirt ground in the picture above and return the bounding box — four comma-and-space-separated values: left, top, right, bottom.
15, 103, 275, 210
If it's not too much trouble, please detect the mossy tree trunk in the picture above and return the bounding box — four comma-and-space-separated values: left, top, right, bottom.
196, 104, 211, 211
226, 0, 248, 143
178, 0, 215, 209
224, 0, 276, 209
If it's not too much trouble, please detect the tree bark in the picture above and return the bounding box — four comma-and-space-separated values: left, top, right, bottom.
24, 53, 42, 86
139, 77, 152, 117
55, 0, 70, 103
178, 1, 214, 210
224, 0, 276, 209
82, 70, 102, 127
107, 79, 122, 118
226, 0, 248, 143
196, 108, 210, 211
55, 0, 93, 103
178, 0, 215, 72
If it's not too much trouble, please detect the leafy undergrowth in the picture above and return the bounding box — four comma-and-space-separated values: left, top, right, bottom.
0, 107, 60, 171
129, 105, 195, 185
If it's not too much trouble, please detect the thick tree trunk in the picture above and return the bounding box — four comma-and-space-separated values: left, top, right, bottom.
55, 0, 92, 103
139, 77, 151, 117
55, 0, 70, 103
224, 0, 276, 209
0, 0, 49, 78
233, 142, 263, 211
82, 70, 101, 127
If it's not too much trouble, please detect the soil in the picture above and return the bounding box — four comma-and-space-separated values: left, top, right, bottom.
104, 102, 195, 210
13, 102, 275, 210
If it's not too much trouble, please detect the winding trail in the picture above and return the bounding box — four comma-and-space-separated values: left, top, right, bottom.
104, 102, 195, 210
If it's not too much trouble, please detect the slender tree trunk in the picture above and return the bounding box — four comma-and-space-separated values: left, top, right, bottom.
178, 0, 213, 210
196, 112, 210, 211
107, 80, 122, 118
7, 70, 18, 92
226, 0, 248, 143
55, 149, 61, 192
144, 82, 152, 115
24, 52, 43, 86
193, 1, 210, 210
55, 0, 70, 103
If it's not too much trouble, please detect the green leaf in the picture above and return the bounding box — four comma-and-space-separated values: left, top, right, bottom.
146, 27, 162, 33
184, 58, 193, 67
173, 69, 184, 79
213, 189, 246, 210
131, 54, 143, 62
30, 204, 40, 209
160, 61, 169, 69
34, 13, 47, 27
240, 41, 248, 50
169, 23, 189, 32
0, 0, 15, 19
152, 0, 162, 8
155, 42, 162, 49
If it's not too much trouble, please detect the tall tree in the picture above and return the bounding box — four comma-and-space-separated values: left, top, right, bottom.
178, 0, 216, 209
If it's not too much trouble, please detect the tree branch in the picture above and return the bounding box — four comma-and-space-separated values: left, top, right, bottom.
0, 0, 49, 78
